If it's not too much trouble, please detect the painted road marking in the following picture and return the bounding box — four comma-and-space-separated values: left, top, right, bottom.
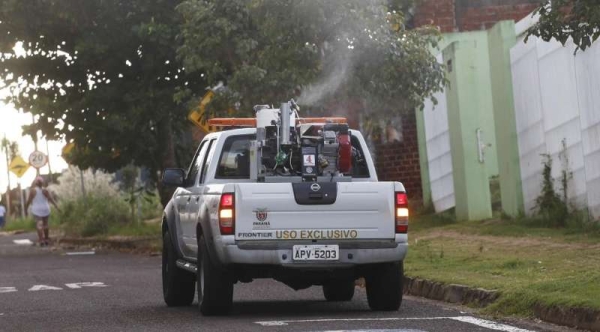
0, 282, 108, 293
65, 251, 96, 256
255, 316, 533, 332
65, 282, 107, 289
316, 330, 425, 332
13, 239, 33, 245
451, 316, 532, 332
0, 287, 17, 294
29, 285, 63, 291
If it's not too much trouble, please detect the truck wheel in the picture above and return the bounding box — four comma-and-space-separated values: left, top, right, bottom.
323, 280, 355, 301
366, 262, 403, 311
162, 231, 195, 306
197, 234, 233, 315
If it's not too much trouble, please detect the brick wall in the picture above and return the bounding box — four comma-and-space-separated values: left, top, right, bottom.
414, 0, 539, 32
457, 0, 539, 31
374, 112, 423, 204
413, 0, 456, 33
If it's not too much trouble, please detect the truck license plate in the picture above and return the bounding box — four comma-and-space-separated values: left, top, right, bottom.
292, 245, 339, 261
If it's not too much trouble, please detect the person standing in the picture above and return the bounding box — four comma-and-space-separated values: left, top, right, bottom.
25, 177, 59, 246
0, 202, 6, 229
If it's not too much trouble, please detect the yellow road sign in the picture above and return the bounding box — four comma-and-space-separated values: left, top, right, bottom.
188, 90, 216, 133
62, 142, 76, 163
62, 142, 75, 155
9, 156, 30, 178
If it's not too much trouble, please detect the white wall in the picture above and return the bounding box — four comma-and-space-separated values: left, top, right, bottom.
423, 53, 455, 212
511, 18, 600, 219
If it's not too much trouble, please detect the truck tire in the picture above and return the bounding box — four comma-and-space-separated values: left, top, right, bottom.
162, 231, 195, 306
366, 262, 403, 311
198, 234, 233, 315
323, 280, 355, 302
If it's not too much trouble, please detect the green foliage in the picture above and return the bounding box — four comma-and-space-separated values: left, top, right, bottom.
140, 190, 163, 220
1, 0, 445, 208
57, 194, 130, 237
0, 0, 205, 206
2, 216, 36, 232
533, 154, 569, 226
527, 0, 600, 52
177, 0, 445, 120
121, 165, 158, 222
1, 138, 19, 161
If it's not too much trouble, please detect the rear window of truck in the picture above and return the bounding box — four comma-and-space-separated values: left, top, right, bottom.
215, 134, 370, 179
216, 135, 254, 179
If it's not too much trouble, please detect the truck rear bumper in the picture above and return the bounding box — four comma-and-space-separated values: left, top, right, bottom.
218, 240, 407, 267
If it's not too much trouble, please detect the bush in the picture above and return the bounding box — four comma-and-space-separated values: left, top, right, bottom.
140, 191, 163, 221
534, 154, 569, 227
2, 216, 36, 232
57, 194, 131, 237
48, 166, 120, 203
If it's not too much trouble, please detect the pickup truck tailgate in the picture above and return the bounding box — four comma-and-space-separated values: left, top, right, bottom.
234, 182, 396, 241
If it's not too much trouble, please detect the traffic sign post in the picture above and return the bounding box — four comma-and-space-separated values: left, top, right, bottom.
9, 156, 30, 178
28, 151, 48, 169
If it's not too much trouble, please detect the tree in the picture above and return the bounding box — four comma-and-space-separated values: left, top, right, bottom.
176, 0, 445, 121
1, 0, 445, 208
0, 0, 205, 206
1, 138, 19, 161
527, 0, 600, 52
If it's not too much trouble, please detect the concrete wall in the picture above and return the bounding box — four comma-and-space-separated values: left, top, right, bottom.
411, 0, 537, 211
419, 26, 520, 219
443, 39, 496, 220
488, 21, 524, 216
421, 53, 455, 212
511, 17, 600, 219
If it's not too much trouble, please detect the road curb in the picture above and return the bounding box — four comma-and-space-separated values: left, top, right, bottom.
404, 276, 600, 331
534, 304, 600, 331
403, 276, 499, 307
58, 236, 160, 253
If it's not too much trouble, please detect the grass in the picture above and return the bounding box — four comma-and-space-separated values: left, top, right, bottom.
2, 216, 37, 232
406, 214, 600, 316
1, 214, 160, 239
105, 221, 161, 237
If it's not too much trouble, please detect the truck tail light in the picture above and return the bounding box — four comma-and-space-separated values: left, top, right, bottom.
395, 192, 408, 233
219, 193, 235, 235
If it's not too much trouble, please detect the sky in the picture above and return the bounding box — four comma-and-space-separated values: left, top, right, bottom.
0, 102, 68, 194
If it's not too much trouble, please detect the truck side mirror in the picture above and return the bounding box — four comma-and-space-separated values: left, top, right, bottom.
162, 168, 186, 187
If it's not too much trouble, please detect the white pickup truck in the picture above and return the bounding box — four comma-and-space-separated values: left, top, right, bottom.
161, 102, 409, 315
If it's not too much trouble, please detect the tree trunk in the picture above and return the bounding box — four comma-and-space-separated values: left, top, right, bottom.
157, 117, 177, 209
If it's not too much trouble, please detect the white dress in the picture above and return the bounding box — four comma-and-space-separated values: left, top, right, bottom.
30, 187, 51, 218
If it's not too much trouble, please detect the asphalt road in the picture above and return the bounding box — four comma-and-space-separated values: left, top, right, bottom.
0, 232, 570, 332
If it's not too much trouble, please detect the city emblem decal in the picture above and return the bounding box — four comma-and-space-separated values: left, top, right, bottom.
255, 208, 268, 222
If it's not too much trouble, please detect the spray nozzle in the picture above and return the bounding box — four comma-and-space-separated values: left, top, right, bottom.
289, 98, 300, 112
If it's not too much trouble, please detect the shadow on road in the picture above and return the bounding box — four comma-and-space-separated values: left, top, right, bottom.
230, 299, 368, 317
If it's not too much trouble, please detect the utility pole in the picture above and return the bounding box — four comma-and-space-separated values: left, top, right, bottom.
31, 114, 40, 176
79, 168, 86, 199
2, 135, 11, 217
45, 140, 52, 179
18, 181, 24, 219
